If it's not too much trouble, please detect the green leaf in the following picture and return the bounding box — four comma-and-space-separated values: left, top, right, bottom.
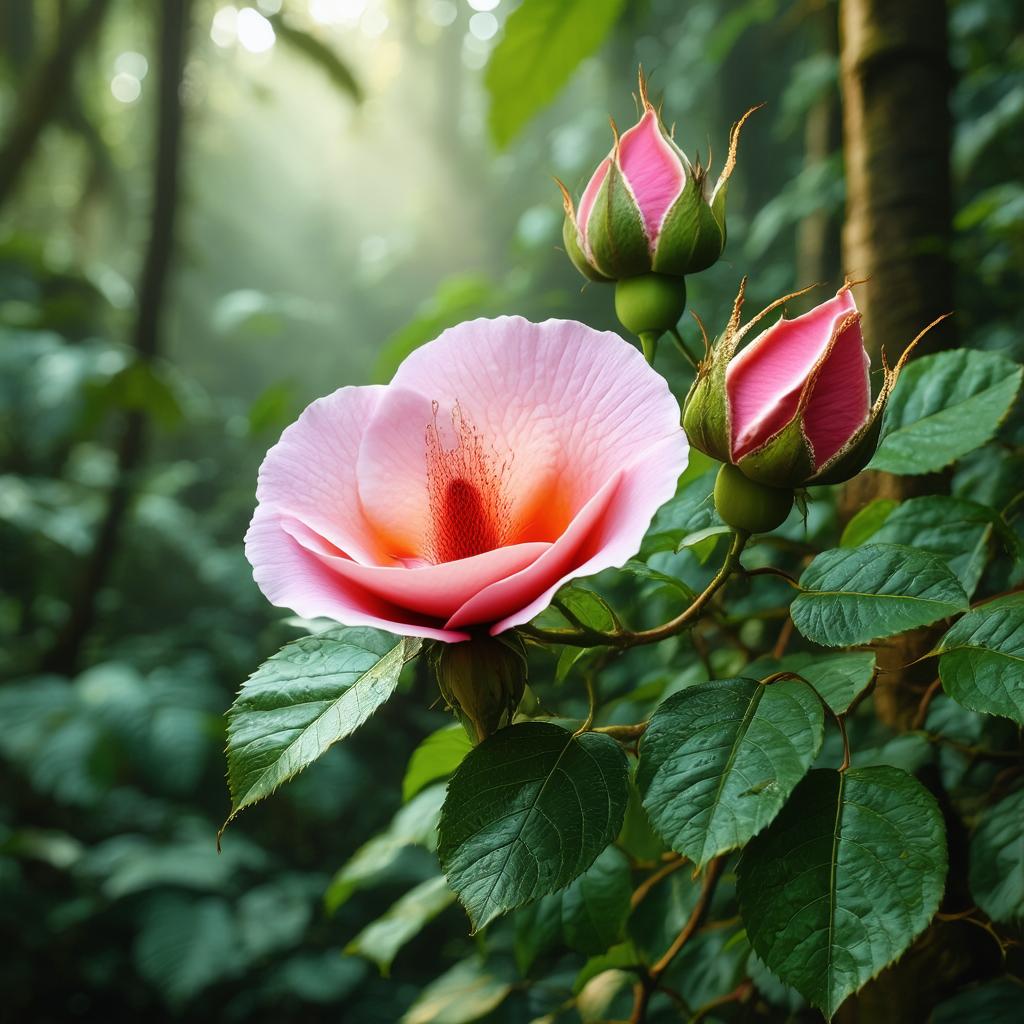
937, 593, 1024, 724
438, 722, 629, 930
325, 784, 444, 913
869, 349, 1022, 474
745, 651, 876, 715
346, 875, 455, 975
134, 895, 245, 1006
620, 559, 697, 600
268, 13, 362, 102
776, 651, 876, 715
513, 893, 564, 974
561, 846, 632, 955
932, 978, 1024, 1024
224, 627, 421, 827
573, 941, 642, 995
640, 467, 722, 558
839, 498, 898, 548
485, 0, 626, 148
637, 678, 824, 867
553, 584, 620, 633
402, 724, 472, 803
868, 495, 1001, 595
401, 957, 516, 1024
791, 544, 968, 647
737, 767, 947, 1019
237, 876, 317, 960
970, 786, 1024, 924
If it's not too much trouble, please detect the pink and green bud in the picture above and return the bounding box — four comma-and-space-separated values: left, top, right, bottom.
683, 281, 920, 491
559, 72, 756, 283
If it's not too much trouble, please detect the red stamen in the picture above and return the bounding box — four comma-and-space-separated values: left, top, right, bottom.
425, 402, 512, 563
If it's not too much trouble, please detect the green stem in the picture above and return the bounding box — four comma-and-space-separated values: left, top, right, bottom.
638, 331, 660, 364
668, 325, 698, 369
521, 531, 749, 649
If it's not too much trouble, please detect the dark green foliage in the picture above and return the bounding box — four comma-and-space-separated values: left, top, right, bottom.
3, 1, 1024, 1022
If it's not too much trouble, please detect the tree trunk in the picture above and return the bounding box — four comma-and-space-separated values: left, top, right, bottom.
0, 0, 110, 211
838, 0, 956, 730
43, 0, 191, 676
795, 1, 842, 293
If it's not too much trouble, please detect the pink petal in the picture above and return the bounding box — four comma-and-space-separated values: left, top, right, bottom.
385, 316, 685, 521
726, 289, 858, 461
577, 157, 610, 254
282, 515, 550, 621
617, 109, 686, 244
254, 385, 392, 565
802, 315, 871, 468
245, 511, 469, 642
447, 432, 685, 633
446, 470, 622, 630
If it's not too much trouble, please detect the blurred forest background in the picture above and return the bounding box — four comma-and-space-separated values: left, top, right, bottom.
1, 0, 1022, 1021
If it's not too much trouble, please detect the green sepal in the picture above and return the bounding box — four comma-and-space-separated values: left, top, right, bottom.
681, 347, 732, 464
653, 173, 726, 277
737, 413, 817, 488
808, 410, 885, 486
586, 160, 653, 279
562, 213, 611, 282
430, 633, 528, 745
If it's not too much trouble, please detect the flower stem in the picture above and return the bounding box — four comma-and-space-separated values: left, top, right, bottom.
521, 530, 749, 649
638, 331, 660, 364
668, 325, 698, 369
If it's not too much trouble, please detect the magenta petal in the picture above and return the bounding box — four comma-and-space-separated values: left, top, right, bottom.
577, 157, 610, 254
282, 516, 550, 621
245, 511, 470, 642
726, 289, 858, 461
617, 109, 686, 244
802, 316, 871, 468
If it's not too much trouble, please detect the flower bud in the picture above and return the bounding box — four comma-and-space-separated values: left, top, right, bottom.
558, 71, 756, 284
683, 281, 924, 491
431, 633, 528, 744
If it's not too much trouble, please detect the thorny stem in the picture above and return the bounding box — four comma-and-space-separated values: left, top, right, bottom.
629, 856, 727, 1023
522, 531, 749, 650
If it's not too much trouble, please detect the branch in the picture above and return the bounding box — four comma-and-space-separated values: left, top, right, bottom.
42, 0, 191, 675
522, 531, 749, 649
0, 0, 111, 210
630, 856, 727, 1023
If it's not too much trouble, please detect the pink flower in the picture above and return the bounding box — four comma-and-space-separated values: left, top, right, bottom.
246, 317, 688, 642
683, 284, 893, 488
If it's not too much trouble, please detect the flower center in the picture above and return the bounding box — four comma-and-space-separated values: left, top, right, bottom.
425, 402, 513, 563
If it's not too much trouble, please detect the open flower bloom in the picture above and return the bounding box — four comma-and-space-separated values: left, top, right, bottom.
683, 282, 917, 488
246, 317, 688, 641
559, 72, 755, 282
